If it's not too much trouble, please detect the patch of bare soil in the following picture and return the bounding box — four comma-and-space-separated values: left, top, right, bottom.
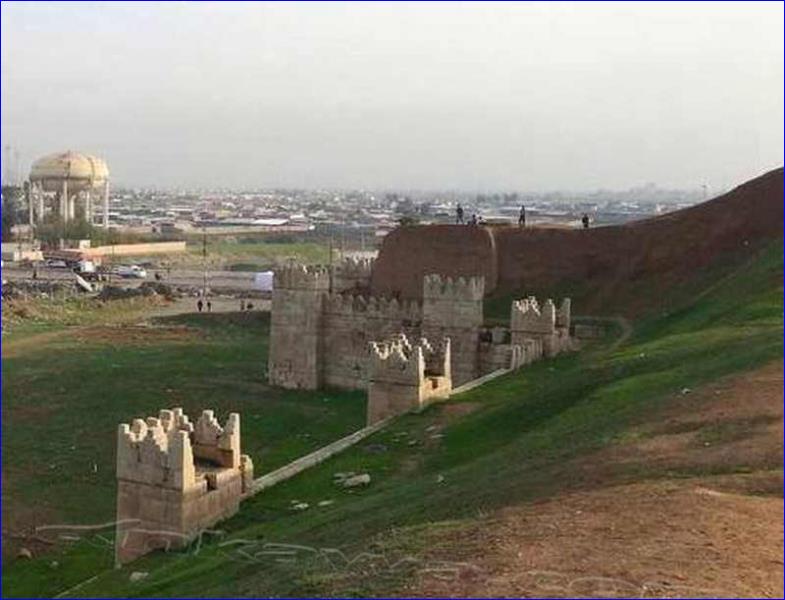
402, 361, 784, 598
72, 324, 198, 345
593, 361, 783, 477
408, 478, 783, 598
2, 324, 200, 359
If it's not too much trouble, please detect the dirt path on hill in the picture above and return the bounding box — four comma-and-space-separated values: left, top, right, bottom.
402, 361, 784, 598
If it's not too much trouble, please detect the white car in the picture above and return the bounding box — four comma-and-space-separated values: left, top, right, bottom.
115, 265, 147, 279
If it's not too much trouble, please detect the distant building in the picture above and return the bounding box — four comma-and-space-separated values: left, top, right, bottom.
27, 151, 111, 227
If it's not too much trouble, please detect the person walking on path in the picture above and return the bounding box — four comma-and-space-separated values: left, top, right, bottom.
456, 203, 465, 224
518, 204, 526, 227
197, 298, 204, 313
582, 213, 590, 229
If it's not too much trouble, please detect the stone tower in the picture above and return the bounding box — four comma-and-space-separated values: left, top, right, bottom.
421, 274, 485, 385
115, 408, 253, 565
268, 265, 330, 389
510, 296, 572, 358
366, 333, 451, 425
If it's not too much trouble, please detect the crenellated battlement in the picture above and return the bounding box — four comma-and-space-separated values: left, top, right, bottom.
325, 293, 422, 321
269, 260, 574, 394
115, 408, 254, 565
510, 295, 557, 335
422, 274, 485, 302
116, 408, 246, 490
367, 333, 452, 424
368, 333, 424, 383
556, 298, 571, 329
331, 257, 375, 292
274, 264, 331, 291
117, 408, 197, 491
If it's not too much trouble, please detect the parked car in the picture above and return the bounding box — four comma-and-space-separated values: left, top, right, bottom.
114, 265, 147, 279
45, 259, 68, 269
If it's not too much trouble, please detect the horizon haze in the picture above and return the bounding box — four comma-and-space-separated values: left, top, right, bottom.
1, 1, 783, 191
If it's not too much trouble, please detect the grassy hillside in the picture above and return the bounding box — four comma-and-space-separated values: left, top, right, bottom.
3, 239, 782, 598
1, 309, 365, 569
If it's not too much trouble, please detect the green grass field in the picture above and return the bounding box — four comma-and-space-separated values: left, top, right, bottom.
184, 238, 331, 270
1, 308, 366, 597
2, 239, 782, 598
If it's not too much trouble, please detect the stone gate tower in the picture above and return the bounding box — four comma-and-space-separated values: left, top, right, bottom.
267, 265, 331, 389
421, 275, 485, 385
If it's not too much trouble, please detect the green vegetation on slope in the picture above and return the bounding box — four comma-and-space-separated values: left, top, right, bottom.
3, 240, 782, 598
1, 310, 365, 594
185, 237, 330, 270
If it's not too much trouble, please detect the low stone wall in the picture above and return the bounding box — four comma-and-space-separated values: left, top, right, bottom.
85, 241, 187, 257
246, 417, 392, 496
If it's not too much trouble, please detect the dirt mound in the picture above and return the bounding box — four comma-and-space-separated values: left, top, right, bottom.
408, 479, 783, 598
401, 361, 784, 598
370, 224, 498, 299
372, 167, 783, 314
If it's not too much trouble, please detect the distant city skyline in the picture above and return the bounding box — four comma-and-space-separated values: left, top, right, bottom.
2, 1, 783, 191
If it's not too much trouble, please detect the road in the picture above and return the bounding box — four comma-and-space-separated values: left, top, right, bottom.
2, 265, 262, 292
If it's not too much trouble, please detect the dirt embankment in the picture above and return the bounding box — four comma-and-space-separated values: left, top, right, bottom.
371, 167, 784, 314
402, 361, 784, 598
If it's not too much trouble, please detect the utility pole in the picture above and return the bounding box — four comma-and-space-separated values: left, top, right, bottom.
201, 226, 207, 298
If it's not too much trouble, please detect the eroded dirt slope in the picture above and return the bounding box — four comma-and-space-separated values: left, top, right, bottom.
402, 361, 784, 598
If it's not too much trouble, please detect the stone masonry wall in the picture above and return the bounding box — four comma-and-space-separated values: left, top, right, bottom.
268, 265, 330, 389
366, 333, 451, 425
115, 408, 253, 565
322, 294, 422, 389
421, 275, 485, 386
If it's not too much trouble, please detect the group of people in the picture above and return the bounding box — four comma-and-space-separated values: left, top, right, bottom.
456, 203, 591, 229
454, 204, 487, 226
195, 298, 255, 313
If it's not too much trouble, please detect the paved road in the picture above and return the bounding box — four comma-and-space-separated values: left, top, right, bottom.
2, 266, 261, 292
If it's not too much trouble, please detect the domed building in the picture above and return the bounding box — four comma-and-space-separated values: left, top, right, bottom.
27, 150, 111, 227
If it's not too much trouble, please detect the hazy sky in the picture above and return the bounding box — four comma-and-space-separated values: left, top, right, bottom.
1, 1, 783, 191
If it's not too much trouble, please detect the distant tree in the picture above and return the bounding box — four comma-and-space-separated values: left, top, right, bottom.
35, 216, 94, 248
397, 215, 420, 227
1, 185, 23, 240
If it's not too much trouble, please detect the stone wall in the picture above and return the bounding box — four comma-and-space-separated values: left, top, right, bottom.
268, 265, 330, 389
267, 259, 574, 394
510, 296, 573, 357
331, 257, 375, 294
115, 408, 253, 565
421, 274, 485, 385
366, 333, 451, 425
322, 294, 422, 389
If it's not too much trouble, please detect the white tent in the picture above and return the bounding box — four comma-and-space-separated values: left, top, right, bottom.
253, 271, 274, 292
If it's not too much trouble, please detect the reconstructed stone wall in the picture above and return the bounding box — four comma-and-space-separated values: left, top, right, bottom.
268, 265, 330, 389
421, 275, 485, 386
367, 333, 451, 425
332, 257, 375, 294
267, 259, 573, 393
510, 296, 573, 357
115, 408, 253, 565
322, 294, 422, 389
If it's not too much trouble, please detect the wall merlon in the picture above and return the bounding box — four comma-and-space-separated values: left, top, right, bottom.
511, 295, 556, 334
423, 274, 485, 301
332, 257, 375, 279
274, 264, 331, 291
325, 292, 422, 320
115, 408, 250, 565
556, 298, 572, 329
